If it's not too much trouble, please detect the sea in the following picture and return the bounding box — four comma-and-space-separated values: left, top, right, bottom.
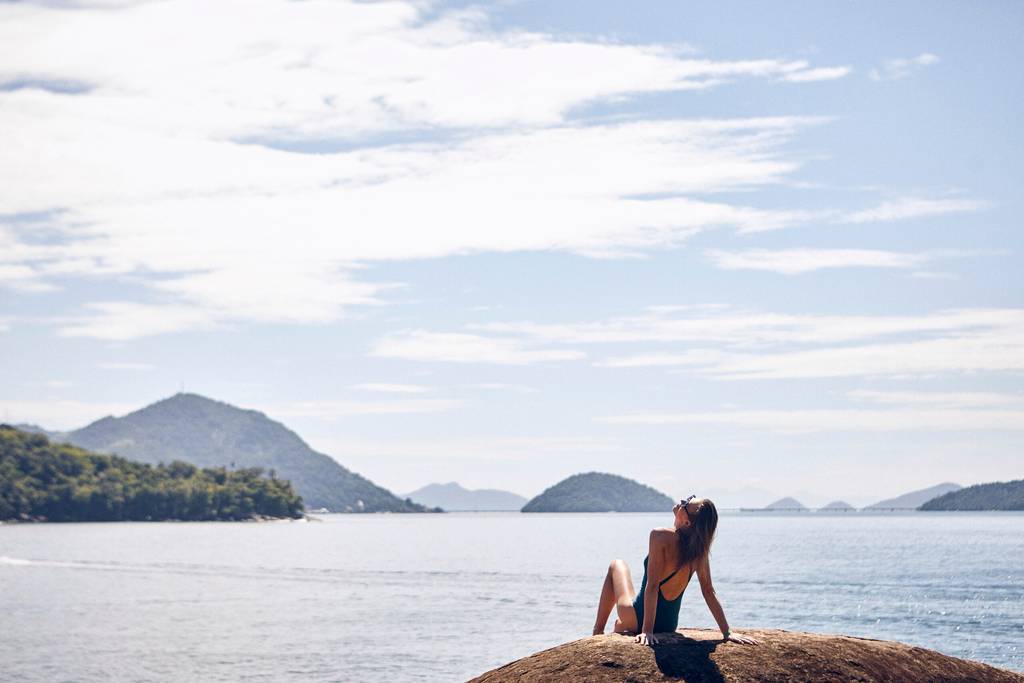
1, 511, 1022, 681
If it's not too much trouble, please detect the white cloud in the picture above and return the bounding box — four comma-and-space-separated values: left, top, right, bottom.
24, 380, 74, 389
599, 407, 1024, 433
909, 270, 958, 280
474, 383, 540, 394
471, 306, 1024, 379
596, 349, 734, 369
0, 0, 866, 337
848, 390, 1024, 408
371, 330, 585, 365
870, 53, 940, 81
705, 248, 930, 274
842, 197, 987, 223
695, 332, 1024, 380
268, 398, 460, 419
96, 361, 155, 371
59, 302, 220, 340
481, 306, 1024, 347
0, 3, 838, 137
351, 383, 431, 394
781, 66, 852, 82
308, 434, 622, 462
0, 399, 135, 431
0, 264, 59, 292
731, 196, 987, 233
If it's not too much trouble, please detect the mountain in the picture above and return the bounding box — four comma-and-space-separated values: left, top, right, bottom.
764, 497, 806, 510
919, 479, 1024, 511
864, 483, 962, 510
820, 500, 855, 511
405, 482, 526, 511
521, 472, 674, 513
57, 393, 426, 513
1, 426, 303, 522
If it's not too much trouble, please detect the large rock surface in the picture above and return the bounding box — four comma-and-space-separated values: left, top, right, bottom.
469, 629, 1023, 682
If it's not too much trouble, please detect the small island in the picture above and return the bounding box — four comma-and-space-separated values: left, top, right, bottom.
1, 425, 304, 522
819, 500, 856, 511
522, 472, 673, 513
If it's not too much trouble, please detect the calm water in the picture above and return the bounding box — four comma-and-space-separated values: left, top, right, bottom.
1, 512, 1022, 681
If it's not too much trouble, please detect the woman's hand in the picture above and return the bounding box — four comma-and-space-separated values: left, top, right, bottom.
725, 632, 758, 645
635, 632, 659, 646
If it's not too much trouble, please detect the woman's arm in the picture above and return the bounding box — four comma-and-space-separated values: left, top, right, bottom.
697, 554, 758, 645
636, 529, 666, 645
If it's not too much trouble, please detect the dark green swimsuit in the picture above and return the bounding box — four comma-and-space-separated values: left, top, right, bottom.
632, 555, 690, 633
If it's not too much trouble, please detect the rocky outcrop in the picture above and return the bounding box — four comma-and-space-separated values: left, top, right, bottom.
469, 629, 1023, 682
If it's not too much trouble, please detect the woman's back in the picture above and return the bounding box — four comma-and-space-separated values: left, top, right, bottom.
631, 555, 693, 633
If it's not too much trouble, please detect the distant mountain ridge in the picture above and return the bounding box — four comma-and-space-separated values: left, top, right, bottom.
865, 483, 962, 510
405, 482, 526, 511
55, 393, 425, 513
522, 472, 673, 513
920, 479, 1024, 511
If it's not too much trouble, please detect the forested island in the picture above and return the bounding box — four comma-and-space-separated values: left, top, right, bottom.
522, 472, 674, 512
0, 425, 304, 522
919, 479, 1024, 511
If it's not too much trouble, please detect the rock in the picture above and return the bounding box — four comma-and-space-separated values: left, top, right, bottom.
468, 629, 1023, 682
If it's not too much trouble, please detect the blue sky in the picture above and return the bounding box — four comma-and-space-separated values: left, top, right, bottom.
1, 0, 1021, 507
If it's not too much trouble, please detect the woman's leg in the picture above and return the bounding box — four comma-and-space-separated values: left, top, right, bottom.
593, 559, 638, 635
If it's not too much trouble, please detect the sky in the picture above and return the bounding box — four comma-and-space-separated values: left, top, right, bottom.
1, 0, 1022, 508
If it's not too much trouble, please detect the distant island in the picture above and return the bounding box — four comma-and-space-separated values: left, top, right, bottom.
762, 496, 807, 511
405, 482, 527, 511
863, 482, 962, 510
0, 426, 303, 522
522, 472, 673, 513
920, 479, 1024, 511
29, 393, 428, 513
820, 500, 855, 511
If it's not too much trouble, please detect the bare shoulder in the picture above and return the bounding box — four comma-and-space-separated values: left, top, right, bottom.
648, 527, 676, 545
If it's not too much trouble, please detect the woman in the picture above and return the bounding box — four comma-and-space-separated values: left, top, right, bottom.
592, 496, 757, 646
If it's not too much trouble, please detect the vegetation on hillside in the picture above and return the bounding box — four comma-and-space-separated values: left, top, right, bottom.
919, 479, 1024, 511
0, 426, 304, 521
522, 472, 674, 512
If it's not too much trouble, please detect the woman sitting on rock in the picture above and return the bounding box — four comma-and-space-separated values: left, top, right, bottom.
592, 495, 757, 646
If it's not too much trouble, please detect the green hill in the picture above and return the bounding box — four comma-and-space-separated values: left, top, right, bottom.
919, 479, 1024, 511
522, 472, 674, 512
0, 425, 303, 521
59, 393, 426, 513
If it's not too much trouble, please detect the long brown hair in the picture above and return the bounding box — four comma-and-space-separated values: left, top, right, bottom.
676, 498, 719, 568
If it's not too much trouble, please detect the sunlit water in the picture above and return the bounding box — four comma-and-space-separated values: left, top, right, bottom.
1, 512, 1021, 681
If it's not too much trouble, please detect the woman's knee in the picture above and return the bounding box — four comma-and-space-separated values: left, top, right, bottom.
608, 558, 627, 573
